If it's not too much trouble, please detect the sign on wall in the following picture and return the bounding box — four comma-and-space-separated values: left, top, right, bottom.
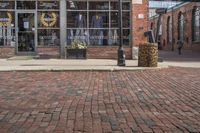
132, 0, 143, 4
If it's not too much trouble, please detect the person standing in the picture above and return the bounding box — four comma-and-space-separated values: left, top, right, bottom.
177, 40, 183, 55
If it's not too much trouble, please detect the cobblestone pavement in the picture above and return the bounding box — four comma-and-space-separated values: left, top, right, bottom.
0, 67, 200, 133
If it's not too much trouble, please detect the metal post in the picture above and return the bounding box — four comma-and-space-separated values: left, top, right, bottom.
117, 0, 125, 66
60, 0, 67, 59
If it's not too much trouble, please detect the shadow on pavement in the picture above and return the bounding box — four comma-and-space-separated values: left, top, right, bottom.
158, 50, 200, 62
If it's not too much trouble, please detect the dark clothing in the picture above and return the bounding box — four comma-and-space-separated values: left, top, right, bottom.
177, 40, 183, 55
75, 14, 86, 28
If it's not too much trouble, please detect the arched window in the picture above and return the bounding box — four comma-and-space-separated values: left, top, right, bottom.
167, 16, 172, 44
178, 12, 184, 42
192, 7, 200, 42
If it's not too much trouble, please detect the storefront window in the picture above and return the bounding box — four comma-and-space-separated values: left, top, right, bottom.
66, 0, 131, 47
37, 0, 60, 46
38, 29, 59, 46
38, 1, 59, 10
67, 1, 87, 10
0, 1, 15, 9
38, 12, 59, 28
0, 12, 15, 46
0, 1, 15, 46
67, 11, 87, 28
17, 1, 36, 9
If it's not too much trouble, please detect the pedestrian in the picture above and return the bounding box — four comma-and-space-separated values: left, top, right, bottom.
177, 40, 183, 55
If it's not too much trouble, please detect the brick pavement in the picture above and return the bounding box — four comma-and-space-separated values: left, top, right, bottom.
0, 67, 200, 133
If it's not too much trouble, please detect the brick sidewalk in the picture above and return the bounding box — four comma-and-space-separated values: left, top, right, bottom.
0, 67, 200, 133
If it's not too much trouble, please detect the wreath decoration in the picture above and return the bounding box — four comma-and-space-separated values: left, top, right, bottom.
0, 12, 12, 26
40, 12, 57, 27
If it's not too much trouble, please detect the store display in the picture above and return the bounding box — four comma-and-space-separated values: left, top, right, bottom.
41, 12, 57, 27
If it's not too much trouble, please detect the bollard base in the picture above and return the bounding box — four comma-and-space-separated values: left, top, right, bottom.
117, 46, 126, 66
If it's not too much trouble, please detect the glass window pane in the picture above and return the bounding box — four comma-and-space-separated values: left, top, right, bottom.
111, 12, 118, 28
111, 2, 130, 10
67, 29, 88, 46
111, 2, 118, 10
38, 29, 60, 46
67, 11, 87, 28
89, 29, 108, 46
108, 29, 119, 45
0, 1, 15, 9
17, 1, 36, 9
0, 11, 15, 46
122, 2, 130, 10
123, 29, 130, 45
89, 2, 109, 10
38, 11, 59, 28
67, 1, 87, 10
38, 1, 59, 10
123, 12, 130, 28
89, 12, 109, 28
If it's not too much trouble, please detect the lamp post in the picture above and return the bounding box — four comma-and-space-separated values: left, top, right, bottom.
117, 0, 125, 66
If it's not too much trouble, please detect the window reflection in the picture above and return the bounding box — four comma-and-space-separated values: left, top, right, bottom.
0, 1, 15, 9
65, 0, 131, 46
38, 29, 59, 46
17, 1, 36, 9
0, 12, 15, 46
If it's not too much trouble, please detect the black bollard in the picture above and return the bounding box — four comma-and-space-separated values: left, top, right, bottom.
117, 45, 125, 66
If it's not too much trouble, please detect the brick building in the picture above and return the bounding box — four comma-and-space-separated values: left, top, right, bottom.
149, 2, 200, 51
0, 0, 148, 59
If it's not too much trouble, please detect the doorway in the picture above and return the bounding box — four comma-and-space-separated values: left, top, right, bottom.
16, 12, 36, 53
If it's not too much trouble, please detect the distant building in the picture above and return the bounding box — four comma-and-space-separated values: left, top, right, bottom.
149, 2, 200, 51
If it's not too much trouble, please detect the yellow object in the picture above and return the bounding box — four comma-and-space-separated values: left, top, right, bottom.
0, 12, 12, 26
40, 12, 57, 27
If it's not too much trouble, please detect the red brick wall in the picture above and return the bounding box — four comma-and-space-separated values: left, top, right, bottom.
132, 0, 148, 47
149, 2, 200, 51
36, 47, 60, 58
0, 0, 149, 59
87, 47, 132, 59
0, 47, 15, 58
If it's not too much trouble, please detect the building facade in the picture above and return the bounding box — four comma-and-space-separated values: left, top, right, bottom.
0, 0, 148, 59
149, 2, 200, 51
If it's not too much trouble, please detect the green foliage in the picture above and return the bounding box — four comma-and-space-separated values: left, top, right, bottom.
71, 39, 87, 49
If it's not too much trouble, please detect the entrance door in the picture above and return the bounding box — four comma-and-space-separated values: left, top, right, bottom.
17, 12, 36, 53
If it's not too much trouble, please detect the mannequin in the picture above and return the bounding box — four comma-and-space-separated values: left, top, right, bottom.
75, 12, 86, 44
113, 29, 118, 45
91, 13, 103, 45
75, 12, 86, 28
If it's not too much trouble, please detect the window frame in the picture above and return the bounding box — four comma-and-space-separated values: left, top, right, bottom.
66, 0, 132, 47
192, 7, 200, 42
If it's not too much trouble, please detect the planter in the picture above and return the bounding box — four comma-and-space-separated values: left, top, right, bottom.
66, 48, 86, 59
138, 43, 158, 67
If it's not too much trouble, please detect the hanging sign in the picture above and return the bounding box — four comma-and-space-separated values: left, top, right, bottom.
0, 12, 12, 26
40, 13, 57, 27
39, 2, 58, 9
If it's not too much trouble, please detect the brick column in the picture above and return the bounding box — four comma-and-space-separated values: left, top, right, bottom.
132, 0, 148, 47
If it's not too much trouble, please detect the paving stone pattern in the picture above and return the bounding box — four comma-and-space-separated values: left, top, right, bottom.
0, 67, 200, 133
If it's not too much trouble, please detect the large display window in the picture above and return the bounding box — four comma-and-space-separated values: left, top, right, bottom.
37, 0, 60, 46
0, 1, 15, 46
66, 0, 131, 47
